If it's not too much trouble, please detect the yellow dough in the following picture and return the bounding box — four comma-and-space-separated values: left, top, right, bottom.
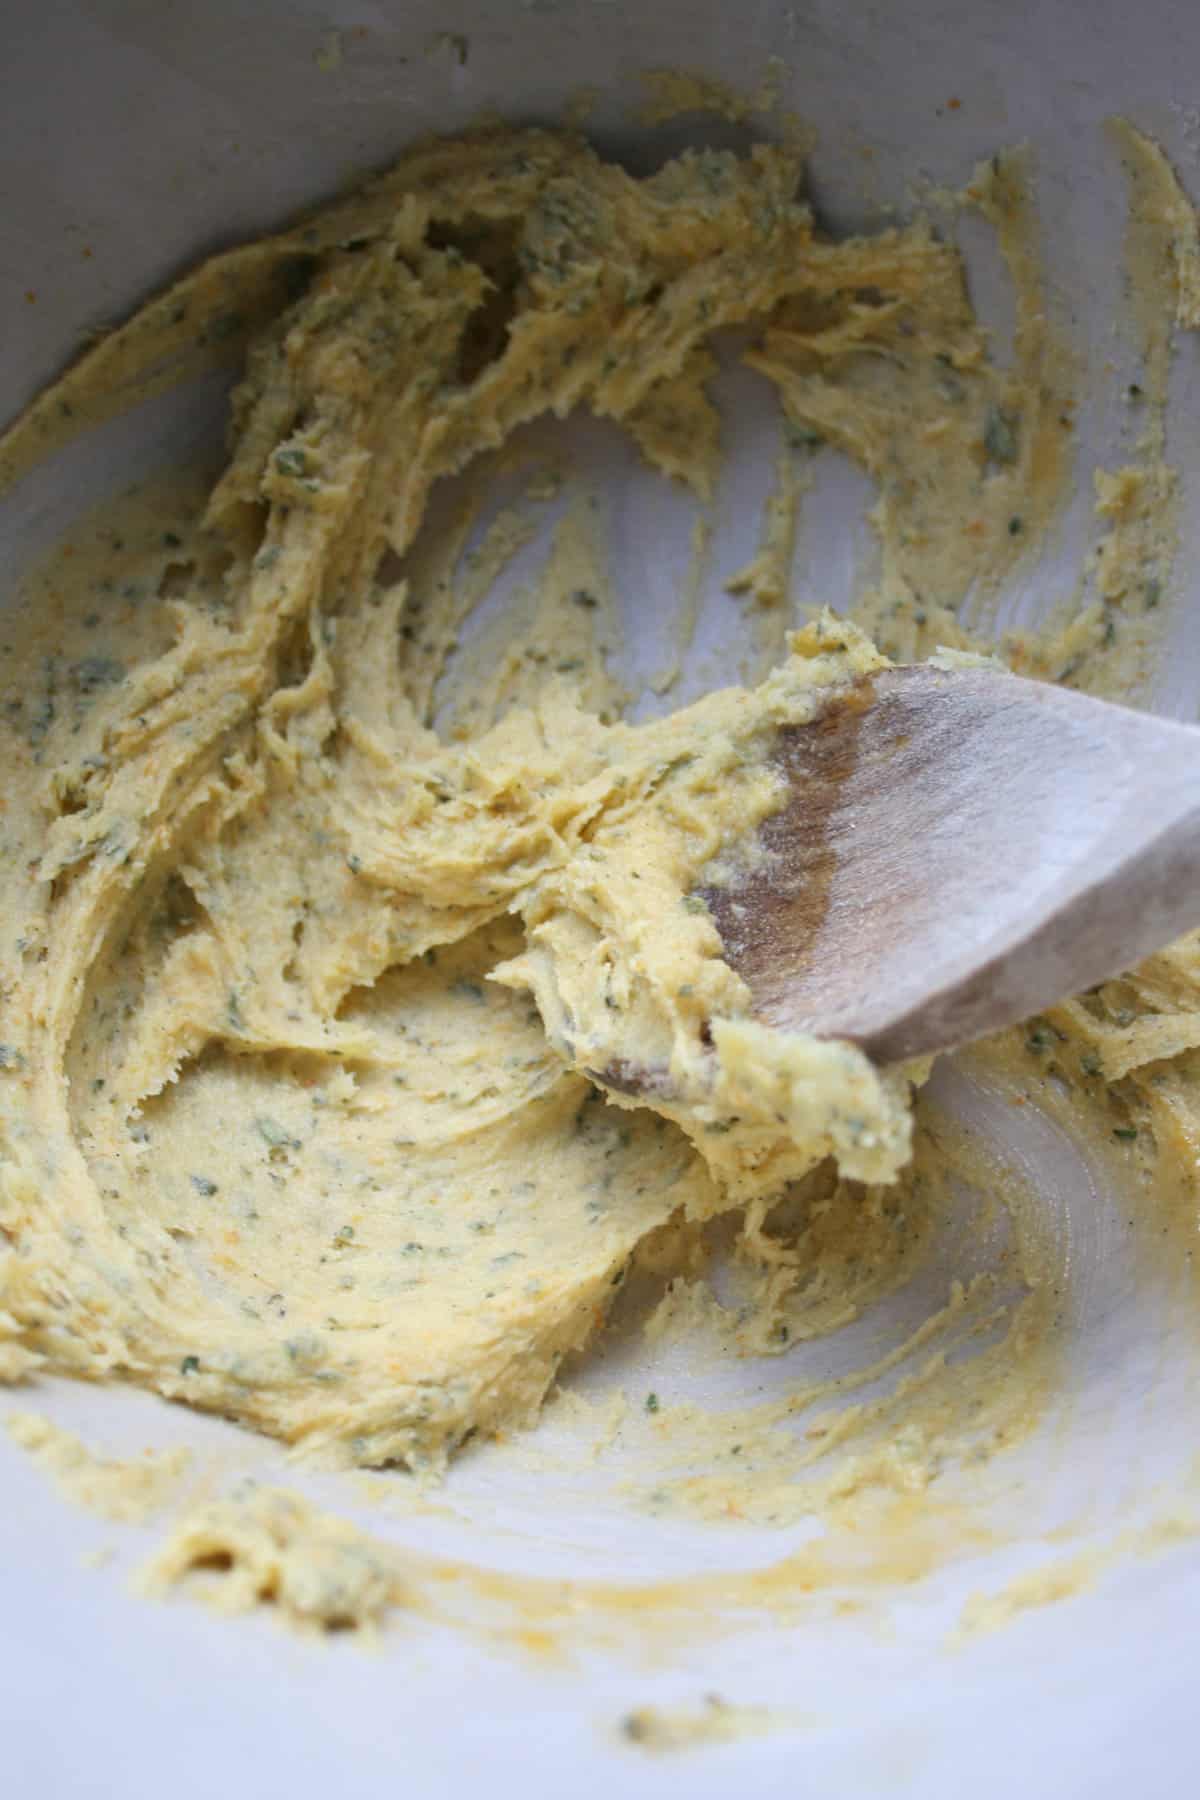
0, 125, 1190, 1483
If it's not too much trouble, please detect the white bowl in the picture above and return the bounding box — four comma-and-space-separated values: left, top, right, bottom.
4, 3, 1200, 1795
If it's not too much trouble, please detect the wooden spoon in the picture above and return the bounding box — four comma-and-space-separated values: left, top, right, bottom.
699, 663, 1200, 1064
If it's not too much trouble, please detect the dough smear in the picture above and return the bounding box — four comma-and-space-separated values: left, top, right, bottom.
0, 124, 1172, 1480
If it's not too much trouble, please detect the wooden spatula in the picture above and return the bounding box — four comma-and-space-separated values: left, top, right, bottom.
701, 663, 1200, 1064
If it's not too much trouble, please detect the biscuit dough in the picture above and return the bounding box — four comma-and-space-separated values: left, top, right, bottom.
0, 126, 1186, 1483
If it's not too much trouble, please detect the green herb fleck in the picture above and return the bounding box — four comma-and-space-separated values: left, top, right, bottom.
983, 406, 1019, 465
71, 656, 124, 694
180, 1355, 200, 1376
645, 1392, 660, 1413
256, 1115, 297, 1151
274, 446, 308, 478
1113, 1126, 1139, 1141
786, 423, 824, 451
190, 1174, 218, 1197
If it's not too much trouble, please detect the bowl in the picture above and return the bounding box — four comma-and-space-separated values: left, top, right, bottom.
3, 2, 1200, 1794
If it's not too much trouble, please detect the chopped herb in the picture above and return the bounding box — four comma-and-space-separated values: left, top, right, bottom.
274, 447, 308, 478
27, 694, 55, 744
1080, 1053, 1102, 1078
644, 1392, 660, 1413
1113, 1126, 1139, 1141
285, 1332, 325, 1367
570, 588, 598, 609
983, 405, 1019, 465
682, 895, 708, 915
180, 1355, 200, 1376
1008, 515, 1023, 536
346, 853, 363, 874
786, 423, 824, 451
190, 1174, 219, 1197
71, 656, 124, 694
255, 1115, 298, 1151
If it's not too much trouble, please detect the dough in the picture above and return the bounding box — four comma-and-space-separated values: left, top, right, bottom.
0, 125, 1187, 1482
5, 1411, 189, 1524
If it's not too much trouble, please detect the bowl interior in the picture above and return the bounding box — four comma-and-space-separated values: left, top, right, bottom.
4, 3, 1200, 1793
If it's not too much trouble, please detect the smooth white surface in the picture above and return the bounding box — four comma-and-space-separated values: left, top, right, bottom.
3, 2, 1200, 1794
